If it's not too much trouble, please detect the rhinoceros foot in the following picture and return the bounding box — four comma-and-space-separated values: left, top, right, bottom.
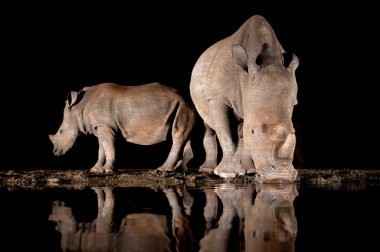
156, 159, 183, 172
103, 166, 114, 174
155, 165, 175, 172
246, 167, 256, 174
198, 166, 215, 174
216, 168, 246, 178
214, 157, 246, 178
90, 166, 104, 173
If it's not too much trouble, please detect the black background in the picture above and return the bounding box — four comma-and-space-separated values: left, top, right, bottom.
1, 1, 378, 171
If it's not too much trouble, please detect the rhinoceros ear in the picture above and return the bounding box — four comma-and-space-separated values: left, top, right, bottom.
287, 54, 299, 74
232, 45, 248, 71
232, 45, 260, 76
67, 90, 85, 108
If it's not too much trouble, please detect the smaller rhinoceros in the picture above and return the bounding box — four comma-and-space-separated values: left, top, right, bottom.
49, 82, 195, 173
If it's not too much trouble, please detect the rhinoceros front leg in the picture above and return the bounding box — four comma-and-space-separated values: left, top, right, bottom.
203, 189, 219, 231
199, 123, 218, 174
93, 187, 114, 233
208, 100, 245, 178
237, 122, 255, 174
90, 138, 106, 173
94, 126, 115, 174
238, 135, 256, 174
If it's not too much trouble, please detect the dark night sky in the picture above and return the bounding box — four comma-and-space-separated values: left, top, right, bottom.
1, 2, 379, 170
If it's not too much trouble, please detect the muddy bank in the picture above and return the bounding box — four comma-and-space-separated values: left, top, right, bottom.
1, 168, 380, 190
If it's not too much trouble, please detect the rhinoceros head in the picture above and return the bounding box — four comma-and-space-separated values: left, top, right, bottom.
49, 91, 82, 156
233, 45, 299, 183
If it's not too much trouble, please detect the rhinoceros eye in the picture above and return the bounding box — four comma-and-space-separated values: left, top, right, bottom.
59, 129, 64, 134
268, 125, 286, 140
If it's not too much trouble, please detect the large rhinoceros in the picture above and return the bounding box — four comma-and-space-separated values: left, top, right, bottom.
190, 15, 299, 182
49, 82, 195, 173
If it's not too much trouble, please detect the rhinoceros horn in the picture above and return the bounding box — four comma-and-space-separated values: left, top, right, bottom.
278, 133, 296, 159
287, 54, 299, 74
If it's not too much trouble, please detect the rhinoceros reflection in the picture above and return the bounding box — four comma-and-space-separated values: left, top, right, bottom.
48, 185, 297, 252
199, 185, 245, 252
243, 184, 298, 251
48, 187, 194, 252
199, 184, 298, 252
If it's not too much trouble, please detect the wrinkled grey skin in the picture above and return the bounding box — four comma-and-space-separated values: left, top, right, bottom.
49, 82, 195, 173
190, 15, 299, 182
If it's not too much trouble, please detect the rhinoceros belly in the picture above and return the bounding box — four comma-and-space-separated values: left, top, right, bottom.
123, 119, 170, 146
118, 102, 174, 145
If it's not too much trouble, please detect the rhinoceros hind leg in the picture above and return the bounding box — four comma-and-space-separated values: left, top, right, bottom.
157, 102, 194, 172
199, 123, 217, 173
180, 140, 193, 171
156, 140, 183, 172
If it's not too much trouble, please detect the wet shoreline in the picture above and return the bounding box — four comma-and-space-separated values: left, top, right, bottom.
1, 168, 380, 190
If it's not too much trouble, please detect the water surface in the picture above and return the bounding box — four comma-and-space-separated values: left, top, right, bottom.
1, 179, 379, 252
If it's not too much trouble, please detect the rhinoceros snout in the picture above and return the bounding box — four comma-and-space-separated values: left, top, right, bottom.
49, 134, 61, 156
53, 147, 68, 156
53, 148, 61, 156
256, 165, 298, 183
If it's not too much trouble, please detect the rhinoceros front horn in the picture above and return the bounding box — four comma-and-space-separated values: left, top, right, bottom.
278, 133, 296, 159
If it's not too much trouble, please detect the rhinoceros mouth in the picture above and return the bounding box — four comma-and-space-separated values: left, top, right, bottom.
53, 147, 68, 156
53, 148, 62, 156
255, 164, 298, 183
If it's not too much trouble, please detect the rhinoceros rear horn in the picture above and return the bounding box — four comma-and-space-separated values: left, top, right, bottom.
67, 90, 85, 108
287, 54, 299, 74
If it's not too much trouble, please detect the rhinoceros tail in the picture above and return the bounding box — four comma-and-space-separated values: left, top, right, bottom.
172, 100, 196, 141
